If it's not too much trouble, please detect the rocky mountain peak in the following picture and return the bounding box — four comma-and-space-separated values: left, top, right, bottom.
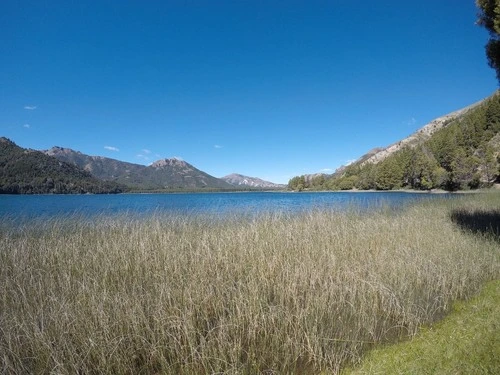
150, 158, 188, 168
45, 146, 81, 156
0, 137, 14, 145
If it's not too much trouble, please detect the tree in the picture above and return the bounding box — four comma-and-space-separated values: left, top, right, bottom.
288, 175, 306, 191
375, 157, 404, 190
477, 0, 500, 83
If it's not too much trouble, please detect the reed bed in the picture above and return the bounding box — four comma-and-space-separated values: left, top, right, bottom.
1, 194, 499, 374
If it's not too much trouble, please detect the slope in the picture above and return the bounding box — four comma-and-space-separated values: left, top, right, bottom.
289, 92, 500, 191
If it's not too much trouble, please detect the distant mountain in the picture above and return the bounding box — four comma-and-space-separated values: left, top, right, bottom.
221, 173, 285, 189
44, 147, 233, 190
0, 138, 123, 194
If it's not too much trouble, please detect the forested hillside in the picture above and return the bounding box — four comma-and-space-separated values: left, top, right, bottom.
289, 93, 500, 191
0, 138, 124, 194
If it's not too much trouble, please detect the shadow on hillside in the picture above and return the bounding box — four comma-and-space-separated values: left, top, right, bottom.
450, 209, 500, 242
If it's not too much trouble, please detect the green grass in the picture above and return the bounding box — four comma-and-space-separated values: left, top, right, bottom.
344, 279, 500, 374
1, 193, 499, 374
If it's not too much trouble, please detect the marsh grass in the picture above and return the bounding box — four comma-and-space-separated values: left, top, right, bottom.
1, 194, 499, 374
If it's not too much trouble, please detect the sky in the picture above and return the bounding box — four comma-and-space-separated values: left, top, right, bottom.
1, 1, 497, 184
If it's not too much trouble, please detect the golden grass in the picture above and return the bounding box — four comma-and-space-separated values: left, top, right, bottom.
1, 194, 499, 374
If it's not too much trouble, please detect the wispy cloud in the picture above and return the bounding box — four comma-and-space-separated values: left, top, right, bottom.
320, 168, 333, 173
142, 149, 151, 154
24, 105, 37, 110
405, 117, 417, 127
136, 154, 150, 161
23, 124, 30, 128
104, 146, 119, 152
214, 144, 223, 149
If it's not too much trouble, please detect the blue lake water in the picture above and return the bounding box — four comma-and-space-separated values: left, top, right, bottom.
0, 191, 454, 221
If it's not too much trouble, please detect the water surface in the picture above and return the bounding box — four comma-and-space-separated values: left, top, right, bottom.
0, 191, 453, 222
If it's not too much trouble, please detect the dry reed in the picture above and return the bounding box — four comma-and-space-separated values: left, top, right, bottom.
1, 194, 499, 374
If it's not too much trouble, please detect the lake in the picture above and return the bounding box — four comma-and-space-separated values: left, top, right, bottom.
0, 191, 454, 222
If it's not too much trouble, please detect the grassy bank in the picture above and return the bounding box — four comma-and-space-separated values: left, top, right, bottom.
1, 194, 499, 374
344, 279, 500, 374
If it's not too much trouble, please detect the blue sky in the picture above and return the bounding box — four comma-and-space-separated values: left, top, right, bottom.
1, 1, 497, 184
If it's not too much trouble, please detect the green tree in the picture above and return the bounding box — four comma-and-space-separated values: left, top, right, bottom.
337, 175, 359, 190
477, 144, 498, 183
355, 163, 377, 190
311, 175, 326, 189
405, 147, 440, 190
288, 175, 306, 191
477, 0, 500, 83
375, 157, 404, 190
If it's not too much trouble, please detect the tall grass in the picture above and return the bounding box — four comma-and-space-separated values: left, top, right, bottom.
1, 194, 499, 374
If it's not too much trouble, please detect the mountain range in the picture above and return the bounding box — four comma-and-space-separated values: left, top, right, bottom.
0, 139, 283, 194
44, 147, 233, 190
44, 147, 283, 190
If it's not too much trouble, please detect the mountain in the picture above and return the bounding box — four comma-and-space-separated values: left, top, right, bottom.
143, 159, 234, 190
289, 92, 500, 191
221, 173, 285, 189
45, 146, 145, 182
0, 138, 123, 194
44, 147, 233, 190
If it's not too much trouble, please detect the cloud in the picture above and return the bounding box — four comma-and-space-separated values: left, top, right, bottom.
405, 117, 417, 126
136, 154, 150, 161
24, 105, 37, 110
23, 124, 30, 128
320, 168, 333, 173
104, 146, 119, 152
142, 149, 151, 154
172, 156, 183, 161
214, 144, 223, 149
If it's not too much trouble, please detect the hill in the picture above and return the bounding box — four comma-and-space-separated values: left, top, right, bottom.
289, 92, 500, 191
0, 138, 123, 194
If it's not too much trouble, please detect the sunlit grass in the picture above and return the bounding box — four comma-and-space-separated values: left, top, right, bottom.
344, 279, 500, 374
1, 193, 499, 373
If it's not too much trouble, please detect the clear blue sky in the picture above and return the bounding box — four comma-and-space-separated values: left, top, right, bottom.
1, 1, 497, 184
